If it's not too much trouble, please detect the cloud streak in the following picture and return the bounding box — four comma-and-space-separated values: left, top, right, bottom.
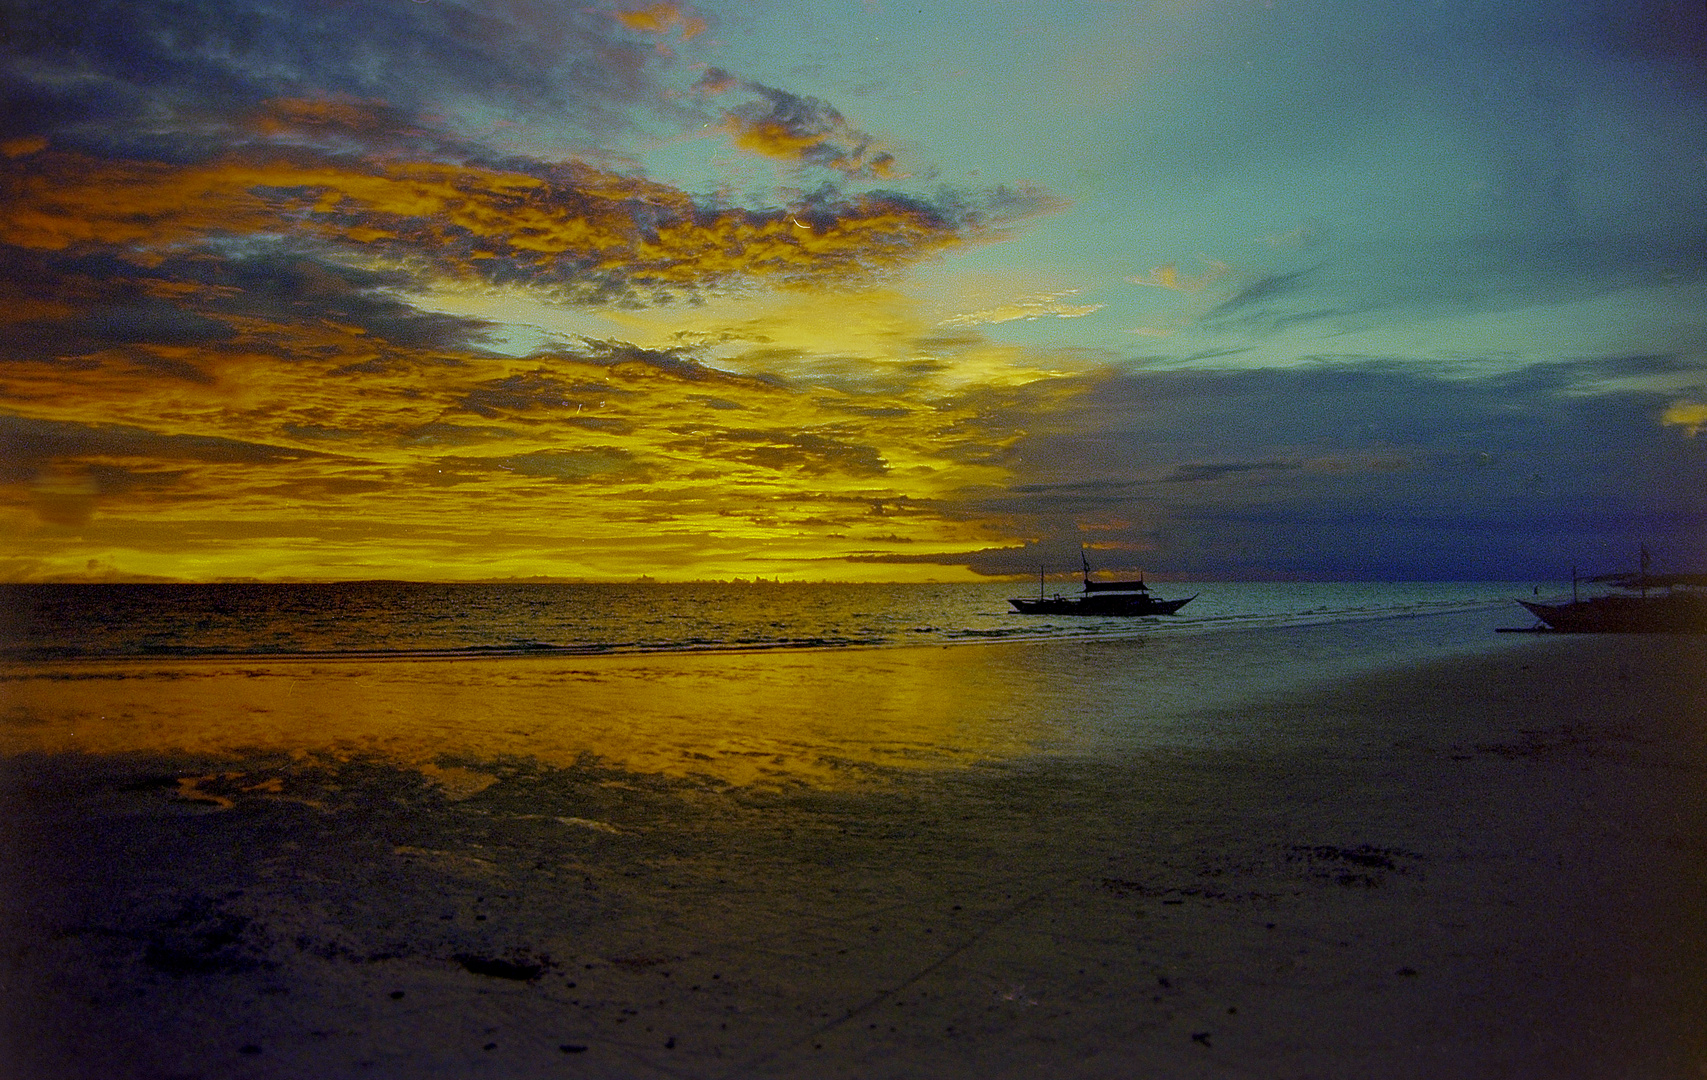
939, 291, 1103, 327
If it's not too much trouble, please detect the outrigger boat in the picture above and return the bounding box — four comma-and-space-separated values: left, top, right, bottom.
1515, 548, 1707, 633
1009, 555, 1195, 617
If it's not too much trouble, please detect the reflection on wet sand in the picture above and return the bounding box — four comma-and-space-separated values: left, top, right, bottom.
3, 636, 1706, 1079
0, 641, 1117, 788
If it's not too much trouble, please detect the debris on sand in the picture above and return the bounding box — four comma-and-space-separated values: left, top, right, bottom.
453, 953, 550, 981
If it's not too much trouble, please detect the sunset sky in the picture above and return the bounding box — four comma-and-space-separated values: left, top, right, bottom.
2, 0, 1703, 582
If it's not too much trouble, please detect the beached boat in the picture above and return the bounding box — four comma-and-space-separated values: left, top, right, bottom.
1516, 551, 1707, 633
1009, 556, 1195, 617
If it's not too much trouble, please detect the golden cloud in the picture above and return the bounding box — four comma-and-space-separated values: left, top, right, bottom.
616, 2, 707, 39
0, 261, 1070, 580
723, 119, 898, 179
0, 148, 968, 296
938, 291, 1104, 327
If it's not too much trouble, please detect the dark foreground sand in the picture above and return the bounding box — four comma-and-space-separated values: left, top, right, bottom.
3, 634, 1705, 1079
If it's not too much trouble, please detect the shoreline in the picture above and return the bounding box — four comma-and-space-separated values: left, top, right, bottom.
3, 633, 1705, 1077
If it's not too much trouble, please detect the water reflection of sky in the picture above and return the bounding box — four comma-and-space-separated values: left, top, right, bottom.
1, 645, 1085, 788
1, 609, 1535, 788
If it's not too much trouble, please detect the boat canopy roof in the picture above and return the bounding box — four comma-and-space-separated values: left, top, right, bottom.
1082, 578, 1150, 593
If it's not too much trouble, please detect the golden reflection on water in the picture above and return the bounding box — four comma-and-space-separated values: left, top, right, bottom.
0, 642, 1114, 788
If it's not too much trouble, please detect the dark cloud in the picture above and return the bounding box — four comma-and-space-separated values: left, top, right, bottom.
281, 423, 363, 442
1204, 268, 1318, 320
123, 348, 218, 384
1143, 495, 1707, 581
0, 412, 346, 524
202, 249, 497, 349
843, 540, 1077, 576
946, 357, 1707, 577
420, 447, 649, 485
584, 340, 747, 382
0, 300, 234, 362
452, 368, 640, 433
816, 402, 912, 419
83, 463, 191, 494
1010, 478, 1141, 496
671, 427, 889, 477
0, 250, 233, 363
1164, 461, 1300, 484
696, 68, 896, 178
457, 370, 610, 418
254, 476, 392, 498
0, 246, 497, 369
684, 395, 746, 411
399, 422, 522, 447
2, 0, 1059, 317
83, 303, 234, 348
448, 342, 781, 426
0, 0, 691, 159
328, 358, 395, 377
0, 413, 343, 469
1566, 352, 1707, 383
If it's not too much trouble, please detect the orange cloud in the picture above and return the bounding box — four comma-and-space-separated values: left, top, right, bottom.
616, 2, 707, 39
724, 119, 897, 178
2, 136, 48, 158
242, 97, 449, 158
0, 149, 969, 296
697, 69, 898, 179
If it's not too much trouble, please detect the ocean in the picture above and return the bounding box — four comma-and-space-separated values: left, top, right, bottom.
0, 580, 1546, 781
0, 579, 1536, 662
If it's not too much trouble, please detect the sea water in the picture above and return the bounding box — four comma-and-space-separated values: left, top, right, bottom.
0, 579, 1536, 662
0, 581, 1548, 779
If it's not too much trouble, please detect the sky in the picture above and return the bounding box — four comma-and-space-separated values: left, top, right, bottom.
1, 0, 1704, 582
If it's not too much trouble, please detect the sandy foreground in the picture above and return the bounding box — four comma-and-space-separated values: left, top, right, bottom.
2, 633, 1705, 1080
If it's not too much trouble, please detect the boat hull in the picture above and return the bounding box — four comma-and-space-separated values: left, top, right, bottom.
1008, 595, 1194, 617
1517, 595, 1707, 633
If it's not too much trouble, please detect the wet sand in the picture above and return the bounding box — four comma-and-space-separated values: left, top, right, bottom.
3, 634, 1705, 1079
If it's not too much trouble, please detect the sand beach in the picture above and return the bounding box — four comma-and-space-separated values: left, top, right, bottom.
3, 632, 1705, 1079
